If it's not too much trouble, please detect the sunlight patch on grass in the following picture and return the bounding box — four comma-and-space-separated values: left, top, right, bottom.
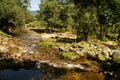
82, 61, 91, 66
62, 52, 74, 58
62, 52, 79, 60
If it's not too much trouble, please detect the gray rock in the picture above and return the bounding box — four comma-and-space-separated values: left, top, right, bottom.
72, 43, 82, 48
69, 47, 77, 52
96, 47, 112, 60
59, 46, 69, 52
102, 47, 112, 57
87, 49, 98, 57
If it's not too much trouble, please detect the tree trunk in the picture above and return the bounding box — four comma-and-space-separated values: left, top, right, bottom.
100, 25, 103, 36
118, 29, 120, 40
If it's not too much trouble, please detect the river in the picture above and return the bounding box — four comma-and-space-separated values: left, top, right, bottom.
0, 69, 44, 80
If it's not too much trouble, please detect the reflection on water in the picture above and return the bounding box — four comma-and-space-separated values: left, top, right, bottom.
0, 69, 44, 80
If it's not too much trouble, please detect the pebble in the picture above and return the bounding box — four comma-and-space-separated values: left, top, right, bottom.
29, 51, 34, 54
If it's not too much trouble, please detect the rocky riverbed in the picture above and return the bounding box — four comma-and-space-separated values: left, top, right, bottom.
0, 30, 120, 80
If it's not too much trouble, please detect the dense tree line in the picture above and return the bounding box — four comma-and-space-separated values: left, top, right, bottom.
37, 0, 120, 41
0, 0, 120, 41
0, 0, 33, 33
37, 0, 74, 31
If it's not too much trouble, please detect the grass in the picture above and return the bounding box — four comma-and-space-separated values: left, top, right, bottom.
114, 56, 120, 63
0, 31, 12, 37
62, 52, 74, 58
82, 61, 91, 66
39, 42, 54, 47
61, 52, 79, 60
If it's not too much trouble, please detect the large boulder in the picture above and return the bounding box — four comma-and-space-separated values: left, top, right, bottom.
59, 43, 71, 52
98, 47, 112, 60
86, 44, 112, 61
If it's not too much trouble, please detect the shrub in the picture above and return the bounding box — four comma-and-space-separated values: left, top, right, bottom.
29, 21, 41, 28
39, 42, 54, 47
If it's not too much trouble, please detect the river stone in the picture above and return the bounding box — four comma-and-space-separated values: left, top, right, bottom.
102, 47, 112, 56
72, 43, 82, 48
78, 42, 90, 49
37, 60, 86, 71
29, 51, 34, 54
70, 47, 77, 52
0, 46, 4, 51
0, 46, 8, 52
59, 46, 69, 52
98, 53, 109, 61
87, 49, 98, 57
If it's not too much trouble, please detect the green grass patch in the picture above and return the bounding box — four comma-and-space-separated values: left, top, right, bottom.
82, 61, 91, 66
0, 31, 12, 37
114, 56, 120, 63
62, 52, 74, 58
39, 42, 54, 47
62, 52, 79, 60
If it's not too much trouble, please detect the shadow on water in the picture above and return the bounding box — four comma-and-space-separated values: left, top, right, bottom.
0, 69, 43, 80
0, 59, 67, 80
96, 59, 120, 80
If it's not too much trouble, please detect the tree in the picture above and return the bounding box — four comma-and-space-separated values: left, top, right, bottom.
72, 0, 120, 41
38, 0, 120, 41
0, 0, 31, 33
38, 0, 75, 32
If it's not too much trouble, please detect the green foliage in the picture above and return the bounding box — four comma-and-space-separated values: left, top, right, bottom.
37, 0, 120, 41
82, 61, 91, 66
39, 42, 54, 47
24, 11, 35, 24
0, 0, 25, 26
97, 34, 109, 41
62, 52, 74, 58
38, 0, 75, 31
114, 56, 120, 63
18, 0, 30, 8
62, 52, 79, 60
73, 0, 120, 41
0, 31, 12, 37
0, 0, 31, 33
29, 21, 41, 28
